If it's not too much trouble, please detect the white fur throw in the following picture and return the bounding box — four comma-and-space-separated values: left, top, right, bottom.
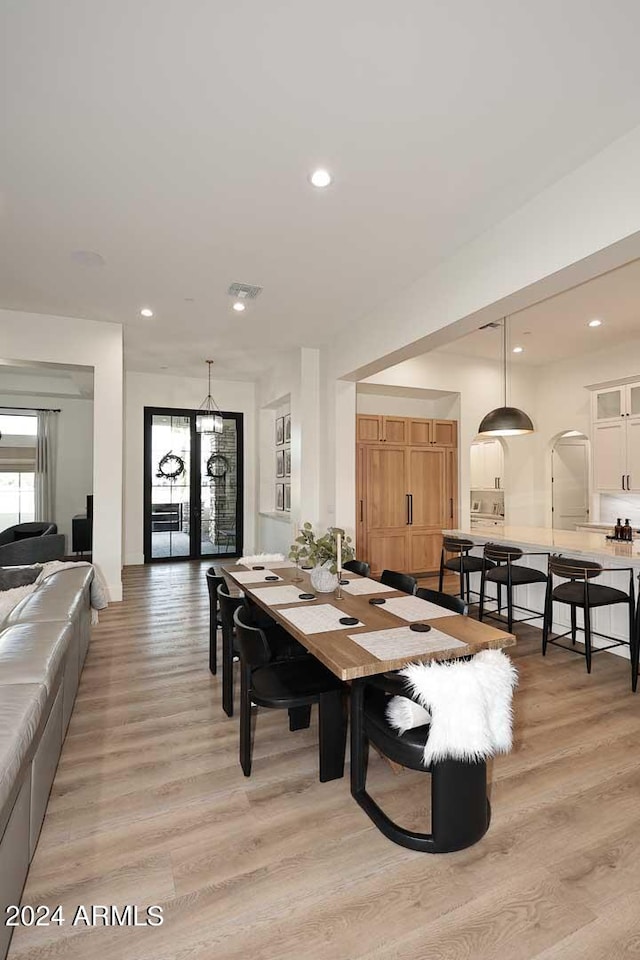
237, 553, 285, 567
386, 650, 517, 765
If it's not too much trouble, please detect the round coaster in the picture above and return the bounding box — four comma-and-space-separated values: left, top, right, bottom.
339, 616, 359, 626
410, 623, 431, 633
252, 565, 265, 570
339, 579, 350, 585
298, 593, 315, 600
369, 597, 386, 605
301, 565, 313, 570
265, 575, 279, 581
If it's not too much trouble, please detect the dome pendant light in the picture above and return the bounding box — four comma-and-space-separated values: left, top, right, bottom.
478, 318, 534, 437
196, 360, 224, 435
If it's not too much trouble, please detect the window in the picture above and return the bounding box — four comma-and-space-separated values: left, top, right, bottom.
0, 414, 37, 526
0, 472, 35, 526
0, 414, 38, 437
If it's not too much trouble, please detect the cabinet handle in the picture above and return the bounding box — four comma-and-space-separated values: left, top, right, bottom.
360, 500, 364, 522
406, 493, 413, 525
450, 497, 453, 519
622, 474, 626, 490
627, 475, 631, 490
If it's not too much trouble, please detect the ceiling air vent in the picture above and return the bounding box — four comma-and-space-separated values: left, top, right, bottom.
227, 282, 263, 300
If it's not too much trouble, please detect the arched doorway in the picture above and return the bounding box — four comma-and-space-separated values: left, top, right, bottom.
551, 431, 590, 530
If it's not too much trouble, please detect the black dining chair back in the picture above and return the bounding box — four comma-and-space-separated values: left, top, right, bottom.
233, 606, 273, 668
380, 569, 417, 595
415, 587, 467, 616
205, 568, 225, 674
343, 559, 370, 578
217, 584, 245, 717
233, 606, 347, 780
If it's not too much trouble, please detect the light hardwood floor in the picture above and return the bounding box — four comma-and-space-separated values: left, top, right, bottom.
8, 562, 640, 960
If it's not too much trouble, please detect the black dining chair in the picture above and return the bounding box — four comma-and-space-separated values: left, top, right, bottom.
233, 606, 347, 780
380, 569, 417, 595
350, 672, 489, 852
343, 559, 370, 578
479, 543, 549, 634
205, 568, 225, 674
439, 537, 493, 604
217, 584, 244, 717
542, 556, 636, 689
415, 586, 467, 616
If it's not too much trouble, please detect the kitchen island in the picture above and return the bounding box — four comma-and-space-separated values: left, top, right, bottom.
444, 524, 639, 661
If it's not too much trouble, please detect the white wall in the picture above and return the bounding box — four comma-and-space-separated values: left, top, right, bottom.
256, 347, 321, 554
0, 392, 93, 548
0, 310, 123, 600
528, 334, 640, 527
356, 391, 460, 420
123, 371, 256, 565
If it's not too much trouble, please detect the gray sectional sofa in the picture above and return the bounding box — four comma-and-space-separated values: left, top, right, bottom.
0, 566, 93, 960
0, 524, 65, 567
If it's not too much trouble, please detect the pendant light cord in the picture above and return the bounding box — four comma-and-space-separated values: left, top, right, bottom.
503, 318, 507, 407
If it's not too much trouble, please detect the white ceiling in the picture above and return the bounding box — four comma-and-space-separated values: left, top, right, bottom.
435, 257, 640, 365
2, 1, 640, 379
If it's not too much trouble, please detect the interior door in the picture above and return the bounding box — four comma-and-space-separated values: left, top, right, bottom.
552, 439, 589, 530
144, 407, 243, 562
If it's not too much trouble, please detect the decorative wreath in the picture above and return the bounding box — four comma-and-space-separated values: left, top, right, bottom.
156, 451, 186, 481
206, 453, 229, 480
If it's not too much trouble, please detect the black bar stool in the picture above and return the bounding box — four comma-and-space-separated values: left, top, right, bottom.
479, 543, 549, 634
542, 556, 636, 690
439, 537, 493, 604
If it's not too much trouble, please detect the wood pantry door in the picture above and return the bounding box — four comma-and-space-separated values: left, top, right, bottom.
408, 447, 446, 573
364, 445, 410, 575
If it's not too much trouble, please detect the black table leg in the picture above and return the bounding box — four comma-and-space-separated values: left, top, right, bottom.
318, 689, 347, 782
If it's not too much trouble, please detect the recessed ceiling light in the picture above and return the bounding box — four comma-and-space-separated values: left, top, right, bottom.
309, 168, 332, 188
232, 301, 246, 312
512, 346, 524, 354
588, 318, 603, 327
140, 307, 154, 318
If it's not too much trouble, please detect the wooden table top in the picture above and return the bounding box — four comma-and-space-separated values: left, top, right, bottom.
220, 563, 516, 681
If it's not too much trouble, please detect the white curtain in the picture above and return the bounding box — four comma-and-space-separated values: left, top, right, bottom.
35, 410, 59, 521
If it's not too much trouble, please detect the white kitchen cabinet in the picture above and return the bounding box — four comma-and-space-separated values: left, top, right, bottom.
592, 381, 640, 422
593, 417, 640, 492
470, 440, 504, 490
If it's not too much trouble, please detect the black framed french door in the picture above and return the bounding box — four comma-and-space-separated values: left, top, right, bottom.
143, 407, 243, 563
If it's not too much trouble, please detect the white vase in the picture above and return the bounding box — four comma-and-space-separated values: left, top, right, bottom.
310, 562, 339, 593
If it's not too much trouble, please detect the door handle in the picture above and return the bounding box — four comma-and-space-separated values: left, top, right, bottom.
450, 497, 453, 520
406, 494, 411, 525
409, 493, 413, 525
360, 499, 364, 522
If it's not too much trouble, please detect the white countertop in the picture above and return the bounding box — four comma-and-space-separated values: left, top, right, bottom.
446, 524, 640, 567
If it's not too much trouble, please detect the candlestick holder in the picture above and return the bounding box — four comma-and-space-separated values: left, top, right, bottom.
292, 558, 304, 583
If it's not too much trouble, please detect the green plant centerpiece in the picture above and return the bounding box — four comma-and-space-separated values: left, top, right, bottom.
289, 522, 355, 593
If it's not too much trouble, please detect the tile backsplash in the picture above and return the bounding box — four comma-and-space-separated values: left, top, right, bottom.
600, 494, 640, 527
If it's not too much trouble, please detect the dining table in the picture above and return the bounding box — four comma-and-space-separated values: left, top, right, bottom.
219, 561, 517, 790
